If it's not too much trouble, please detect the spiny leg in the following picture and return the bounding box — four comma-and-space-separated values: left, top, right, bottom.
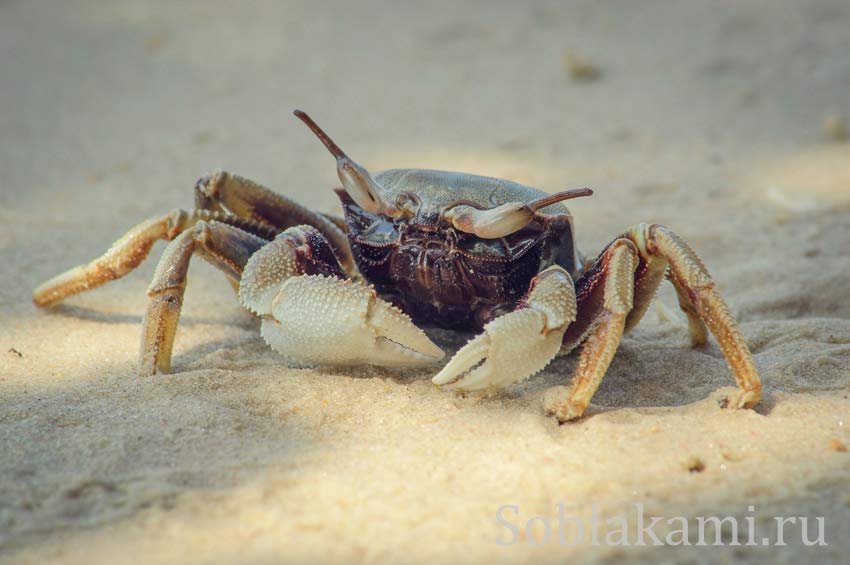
548, 223, 761, 423
141, 221, 268, 375
545, 240, 638, 422
32, 209, 277, 308
636, 223, 761, 407
432, 265, 577, 391
194, 170, 356, 274
32, 210, 189, 308
239, 226, 443, 367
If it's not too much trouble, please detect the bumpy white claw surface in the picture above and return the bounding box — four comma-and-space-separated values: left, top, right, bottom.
432, 309, 567, 391
239, 236, 302, 316
261, 275, 444, 367
432, 266, 576, 391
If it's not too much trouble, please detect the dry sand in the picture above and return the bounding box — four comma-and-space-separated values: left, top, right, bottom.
2, 1, 849, 563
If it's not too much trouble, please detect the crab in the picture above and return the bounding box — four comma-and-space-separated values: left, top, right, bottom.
32, 110, 762, 422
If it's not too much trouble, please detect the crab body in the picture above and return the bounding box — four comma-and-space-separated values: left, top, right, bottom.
340, 169, 579, 329
32, 110, 763, 422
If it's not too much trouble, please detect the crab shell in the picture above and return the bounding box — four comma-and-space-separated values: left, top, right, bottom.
337, 168, 582, 330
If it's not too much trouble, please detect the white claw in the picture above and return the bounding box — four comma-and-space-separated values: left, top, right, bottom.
431, 333, 492, 388
261, 275, 443, 367
433, 266, 577, 391
432, 308, 566, 391
239, 236, 302, 316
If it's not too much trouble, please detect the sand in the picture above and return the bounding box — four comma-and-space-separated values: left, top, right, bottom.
2, 1, 849, 563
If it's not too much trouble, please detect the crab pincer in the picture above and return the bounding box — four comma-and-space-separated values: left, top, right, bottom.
240, 227, 444, 367
433, 266, 577, 391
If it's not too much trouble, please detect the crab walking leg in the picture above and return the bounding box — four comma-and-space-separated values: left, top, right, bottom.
636, 223, 761, 406
140, 222, 268, 375
239, 226, 444, 367
32, 209, 277, 308
432, 266, 577, 391
545, 240, 638, 423
32, 210, 192, 308
549, 224, 762, 422
195, 171, 355, 274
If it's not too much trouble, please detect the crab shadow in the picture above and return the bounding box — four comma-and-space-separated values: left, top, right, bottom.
305, 326, 476, 385
158, 323, 469, 385
174, 324, 786, 418
477, 332, 782, 418
0, 360, 311, 554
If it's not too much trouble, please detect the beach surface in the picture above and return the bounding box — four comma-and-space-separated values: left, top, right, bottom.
1, 1, 849, 562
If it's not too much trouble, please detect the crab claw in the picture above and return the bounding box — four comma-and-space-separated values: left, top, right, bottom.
261, 275, 444, 367
433, 266, 576, 391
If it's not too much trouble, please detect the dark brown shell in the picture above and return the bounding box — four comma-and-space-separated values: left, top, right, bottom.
337, 169, 580, 330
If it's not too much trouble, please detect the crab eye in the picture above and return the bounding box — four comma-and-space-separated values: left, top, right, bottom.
394, 192, 419, 218
294, 109, 388, 215
336, 159, 386, 215
445, 203, 533, 239
445, 188, 593, 239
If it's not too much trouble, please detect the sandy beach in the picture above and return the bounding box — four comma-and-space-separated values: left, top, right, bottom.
2, 1, 849, 562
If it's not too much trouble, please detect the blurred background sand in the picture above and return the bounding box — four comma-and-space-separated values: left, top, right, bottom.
1, 0, 849, 562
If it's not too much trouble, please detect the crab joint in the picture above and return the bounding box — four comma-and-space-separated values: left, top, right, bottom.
445, 188, 593, 239
294, 109, 386, 215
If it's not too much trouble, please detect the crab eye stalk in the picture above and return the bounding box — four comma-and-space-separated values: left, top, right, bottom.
294, 109, 386, 215
446, 188, 593, 239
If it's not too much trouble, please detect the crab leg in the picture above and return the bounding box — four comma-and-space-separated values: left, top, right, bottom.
240, 226, 444, 367
544, 239, 638, 422
140, 221, 269, 375
547, 223, 762, 422
639, 224, 761, 403
32, 209, 277, 308
195, 170, 355, 274
33, 168, 357, 310
432, 265, 577, 390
